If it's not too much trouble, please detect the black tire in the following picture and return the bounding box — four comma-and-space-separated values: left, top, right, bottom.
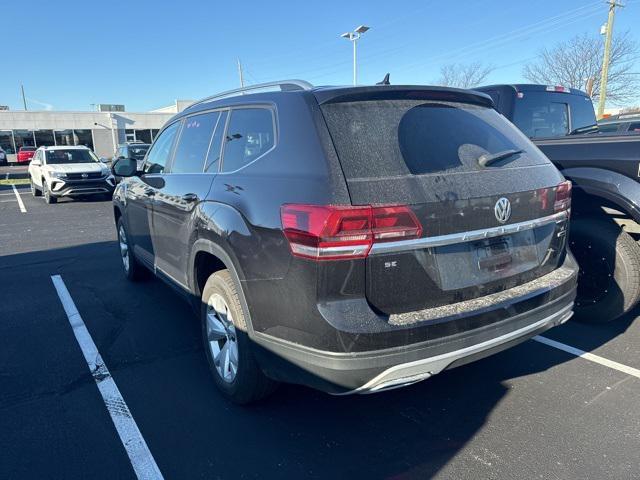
30, 179, 41, 197
201, 270, 277, 404
116, 217, 148, 281
43, 180, 57, 204
570, 218, 640, 323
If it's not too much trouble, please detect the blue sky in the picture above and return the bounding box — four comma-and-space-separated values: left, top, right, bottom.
2, 0, 639, 111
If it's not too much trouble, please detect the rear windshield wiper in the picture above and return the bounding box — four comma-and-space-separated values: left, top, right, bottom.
477, 149, 523, 168
569, 124, 599, 135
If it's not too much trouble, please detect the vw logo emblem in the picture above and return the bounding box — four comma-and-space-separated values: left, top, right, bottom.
81, 173, 88, 178
494, 197, 511, 224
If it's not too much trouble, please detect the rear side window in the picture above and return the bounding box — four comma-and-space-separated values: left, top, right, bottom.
144, 121, 181, 174
321, 100, 546, 178
171, 112, 219, 173
221, 108, 275, 173
513, 100, 569, 138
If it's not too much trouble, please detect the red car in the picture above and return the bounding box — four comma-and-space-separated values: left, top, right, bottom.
17, 146, 36, 163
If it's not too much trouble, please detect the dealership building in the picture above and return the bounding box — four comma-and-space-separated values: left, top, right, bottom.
0, 101, 193, 162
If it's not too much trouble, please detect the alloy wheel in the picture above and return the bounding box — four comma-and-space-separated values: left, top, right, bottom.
118, 225, 130, 273
206, 293, 239, 383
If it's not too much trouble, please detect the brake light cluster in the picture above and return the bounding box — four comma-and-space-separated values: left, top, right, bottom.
554, 180, 572, 213
281, 204, 422, 260
546, 85, 571, 93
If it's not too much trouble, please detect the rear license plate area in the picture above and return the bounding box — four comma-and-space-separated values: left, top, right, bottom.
430, 229, 542, 291
477, 239, 513, 271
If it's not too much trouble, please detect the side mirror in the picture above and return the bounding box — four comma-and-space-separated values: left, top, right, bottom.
112, 157, 137, 177
31, 159, 41, 166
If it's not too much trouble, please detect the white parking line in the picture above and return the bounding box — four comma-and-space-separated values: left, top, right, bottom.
51, 275, 164, 480
11, 185, 26, 213
534, 335, 640, 379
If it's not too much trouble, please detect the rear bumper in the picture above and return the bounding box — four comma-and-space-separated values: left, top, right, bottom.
251, 257, 577, 394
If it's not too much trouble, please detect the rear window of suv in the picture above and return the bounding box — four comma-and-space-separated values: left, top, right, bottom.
321, 100, 547, 179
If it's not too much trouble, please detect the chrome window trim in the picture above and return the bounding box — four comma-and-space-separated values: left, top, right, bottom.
369, 210, 569, 254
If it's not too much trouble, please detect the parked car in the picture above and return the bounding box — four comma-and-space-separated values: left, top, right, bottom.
0, 147, 6, 165
477, 84, 640, 323
17, 146, 36, 163
28, 146, 116, 204
112, 142, 150, 170
598, 114, 640, 135
112, 81, 577, 404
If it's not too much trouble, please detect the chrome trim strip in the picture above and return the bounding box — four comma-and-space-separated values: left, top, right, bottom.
336, 302, 574, 395
370, 210, 569, 254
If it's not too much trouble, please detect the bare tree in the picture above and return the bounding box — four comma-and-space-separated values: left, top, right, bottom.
437, 62, 494, 89
523, 32, 639, 104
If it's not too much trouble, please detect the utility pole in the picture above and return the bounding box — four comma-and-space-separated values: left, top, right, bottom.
21, 84, 27, 110
237, 58, 245, 88
597, 0, 624, 118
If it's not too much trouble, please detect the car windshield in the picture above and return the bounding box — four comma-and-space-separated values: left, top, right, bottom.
129, 146, 149, 160
21, 147, 36, 151
46, 149, 98, 164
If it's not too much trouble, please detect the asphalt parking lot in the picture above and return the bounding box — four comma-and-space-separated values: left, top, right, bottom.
1, 185, 640, 479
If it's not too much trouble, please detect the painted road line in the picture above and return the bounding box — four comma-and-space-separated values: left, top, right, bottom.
51, 275, 164, 480
534, 335, 640, 379
11, 185, 26, 213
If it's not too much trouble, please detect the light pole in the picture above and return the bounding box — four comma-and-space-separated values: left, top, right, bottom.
341, 25, 370, 86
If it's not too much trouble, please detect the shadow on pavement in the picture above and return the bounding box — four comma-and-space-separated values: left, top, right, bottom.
0, 241, 637, 479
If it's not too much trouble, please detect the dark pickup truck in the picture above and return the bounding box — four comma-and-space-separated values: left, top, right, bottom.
477, 84, 640, 322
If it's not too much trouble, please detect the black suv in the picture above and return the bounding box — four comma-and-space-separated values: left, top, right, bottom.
112, 81, 578, 404
112, 142, 151, 170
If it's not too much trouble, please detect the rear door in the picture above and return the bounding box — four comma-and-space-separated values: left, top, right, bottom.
320, 96, 569, 314
150, 110, 226, 286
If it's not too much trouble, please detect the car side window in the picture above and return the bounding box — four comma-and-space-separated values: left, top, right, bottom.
205, 111, 228, 173
170, 111, 220, 174
629, 122, 640, 132
143, 121, 181, 174
221, 108, 275, 173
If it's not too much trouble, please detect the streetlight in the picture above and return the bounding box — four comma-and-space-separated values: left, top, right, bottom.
341, 25, 370, 86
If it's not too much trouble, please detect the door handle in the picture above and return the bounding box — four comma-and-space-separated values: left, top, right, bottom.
182, 193, 198, 202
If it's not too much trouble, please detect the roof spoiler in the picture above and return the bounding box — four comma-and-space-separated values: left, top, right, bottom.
314, 85, 494, 108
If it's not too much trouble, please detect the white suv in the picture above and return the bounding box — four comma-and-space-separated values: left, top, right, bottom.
28, 146, 115, 204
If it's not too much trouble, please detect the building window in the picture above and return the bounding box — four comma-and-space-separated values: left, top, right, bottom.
34, 130, 55, 147
54, 130, 74, 146
125, 129, 136, 142
13, 130, 36, 150
0, 130, 15, 154
135, 129, 152, 144
74, 130, 94, 150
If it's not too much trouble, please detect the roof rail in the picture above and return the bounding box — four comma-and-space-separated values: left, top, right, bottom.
186, 80, 314, 111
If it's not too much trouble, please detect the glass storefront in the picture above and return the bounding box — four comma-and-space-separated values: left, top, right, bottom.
124, 129, 153, 144
0, 130, 14, 154
13, 130, 36, 150
73, 130, 94, 150
34, 130, 55, 147
54, 130, 74, 146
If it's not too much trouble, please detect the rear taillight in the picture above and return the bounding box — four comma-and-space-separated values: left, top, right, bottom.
281, 204, 422, 261
555, 180, 572, 213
